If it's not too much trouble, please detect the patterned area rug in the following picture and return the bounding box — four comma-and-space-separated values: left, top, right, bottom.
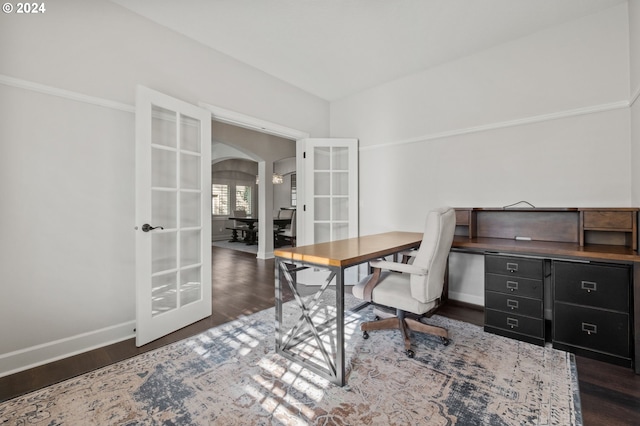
0, 306, 581, 425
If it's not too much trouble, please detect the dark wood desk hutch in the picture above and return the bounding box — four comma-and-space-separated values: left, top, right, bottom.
451, 207, 640, 373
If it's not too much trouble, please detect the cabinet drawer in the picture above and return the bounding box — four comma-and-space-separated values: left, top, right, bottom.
485, 291, 543, 318
554, 262, 629, 312
485, 255, 543, 280
583, 210, 633, 230
486, 273, 543, 299
554, 303, 629, 358
485, 309, 544, 338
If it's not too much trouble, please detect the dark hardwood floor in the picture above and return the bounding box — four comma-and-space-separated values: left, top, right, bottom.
2, 246, 640, 425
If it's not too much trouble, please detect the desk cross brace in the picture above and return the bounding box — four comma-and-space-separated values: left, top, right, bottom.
275, 259, 345, 385
280, 263, 336, 377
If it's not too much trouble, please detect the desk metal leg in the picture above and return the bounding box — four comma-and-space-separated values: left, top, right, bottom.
274, 257, 346, 386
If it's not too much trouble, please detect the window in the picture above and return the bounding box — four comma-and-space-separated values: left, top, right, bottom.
212, 184, 229, 215
291, 174, 297, 207
236, 185, 252, 213
212, 181, 255, 216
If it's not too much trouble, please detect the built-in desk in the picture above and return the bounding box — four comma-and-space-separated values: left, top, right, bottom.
451, 208, 640, 372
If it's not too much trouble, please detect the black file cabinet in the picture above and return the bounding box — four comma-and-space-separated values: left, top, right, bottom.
484, 254, 545, 346
553, 261, 632, 367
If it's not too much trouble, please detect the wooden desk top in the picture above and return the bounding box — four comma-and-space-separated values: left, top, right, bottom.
274, 231, 423, 268
452, 235, 640, 263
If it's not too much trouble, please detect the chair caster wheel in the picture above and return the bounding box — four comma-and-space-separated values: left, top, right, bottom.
441, 337, 451, 346
406, 349, 415, 358
363, 331, 369, 339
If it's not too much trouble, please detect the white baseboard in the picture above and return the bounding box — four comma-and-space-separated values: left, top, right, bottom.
0, 321, 135, 378
448, 291, 484, 307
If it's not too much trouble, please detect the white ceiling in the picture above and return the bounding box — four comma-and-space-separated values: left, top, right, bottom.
110, 0, 627, 101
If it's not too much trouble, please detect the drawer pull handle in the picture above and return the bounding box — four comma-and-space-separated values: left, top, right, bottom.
506, 281, 519, 292
506, 262, 518, 273
507, 317, 519, 329
582, 322, 597, 335
507, 299, 519, 310
581, 281, 597, 293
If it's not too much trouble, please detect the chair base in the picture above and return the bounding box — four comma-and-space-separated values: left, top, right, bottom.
361, 309, 449, 357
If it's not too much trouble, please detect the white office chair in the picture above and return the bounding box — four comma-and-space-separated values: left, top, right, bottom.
352, 207, 456, 358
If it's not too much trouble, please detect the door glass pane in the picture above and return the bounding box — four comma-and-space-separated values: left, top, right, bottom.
333, 198, 349, 221
152, 272, 177, 316
314, 147, 330, 170
332, 223, 349, 241
152, 232, 177, 273
152, 148, 177, 188
152, 190, 177, 229
181, 191, 201, 227
314, 172, 330, 195
332, 147, 348, 170
180, 153, 201, 190
332, 172, 348, 196
181, 229, 201, 267
314, 223, 331, 244
180, 266, 202, 307
152, 106, 176, 148
180, 114, 200, 153
315, 198, 330, 221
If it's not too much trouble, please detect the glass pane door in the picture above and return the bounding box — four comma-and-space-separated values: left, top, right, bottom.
305, 139, 358, 244
136, 86, 211, 346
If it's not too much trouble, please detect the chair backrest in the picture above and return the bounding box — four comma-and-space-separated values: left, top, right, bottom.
289, 210, 296, 236
278, 209, 294, 220
410, 207, 456, 304
234, 210, 247, 218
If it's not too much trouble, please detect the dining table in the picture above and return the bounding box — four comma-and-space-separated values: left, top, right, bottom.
229, 217, 291, 245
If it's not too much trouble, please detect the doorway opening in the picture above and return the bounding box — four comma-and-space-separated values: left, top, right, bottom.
209, 120, 297, 259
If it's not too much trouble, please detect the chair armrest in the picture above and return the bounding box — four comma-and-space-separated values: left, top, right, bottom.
370, 260, 427, 275
398, 249, 417, 257
361, 260, 427, 302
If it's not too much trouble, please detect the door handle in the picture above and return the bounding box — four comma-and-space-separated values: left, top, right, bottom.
141, 224, 164, 232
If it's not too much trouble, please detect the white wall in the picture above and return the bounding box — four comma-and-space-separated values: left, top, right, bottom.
0, 0, 328, 136
0, 0, 328, 376
274, 157, 296, 210
0, 84, 137, 368
331, 4, 632, 305
630, 1, 640, 205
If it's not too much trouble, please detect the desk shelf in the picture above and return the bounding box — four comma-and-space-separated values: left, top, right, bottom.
455, 207, 638, 251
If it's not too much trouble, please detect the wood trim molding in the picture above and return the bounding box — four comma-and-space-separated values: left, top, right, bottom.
0, 74, 135, 113
0, 321, 135, 378
199, 102, 309, 141
1, 73, 635, 143
360, 100, 630, 152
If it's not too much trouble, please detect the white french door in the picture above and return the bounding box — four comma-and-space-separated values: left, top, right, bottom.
299, 138, 358, 245
135, 86, 212, 346
296, 138, 359, 285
